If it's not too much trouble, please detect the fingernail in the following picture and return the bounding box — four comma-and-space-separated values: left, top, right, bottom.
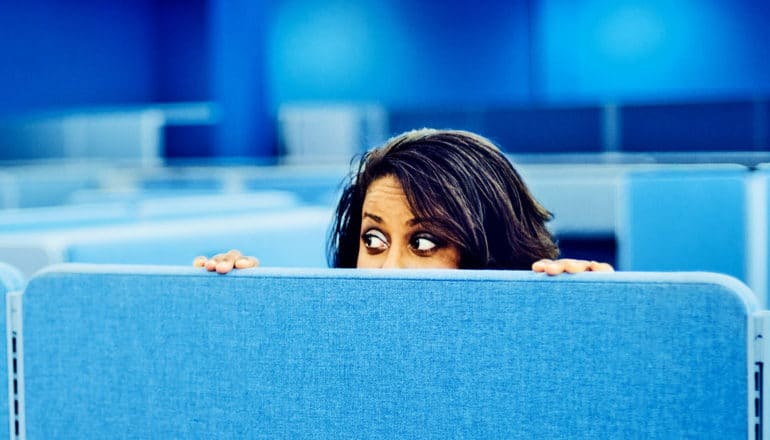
216, 261, 233, 274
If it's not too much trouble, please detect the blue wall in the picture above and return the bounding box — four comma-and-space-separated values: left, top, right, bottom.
153, 0, 211, 103
267, 0, 532, 108
0, 1, 769, 157
0, 1, 158, 115
0, 0, 211, 116
534, 0, 770, 102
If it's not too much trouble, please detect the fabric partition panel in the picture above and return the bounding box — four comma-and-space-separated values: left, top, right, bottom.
16, 265, 762, 438
0, 191, 300, 233
617, 165, 749, 280
0, 207, 333, 276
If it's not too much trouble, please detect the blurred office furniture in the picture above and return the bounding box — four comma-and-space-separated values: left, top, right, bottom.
0, 102, 217, 165
278, 102, 388, 164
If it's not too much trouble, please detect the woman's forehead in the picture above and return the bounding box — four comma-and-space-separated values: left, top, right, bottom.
365, 174, 403, 194
363, 176, 408, 208
361, 175, 417, 220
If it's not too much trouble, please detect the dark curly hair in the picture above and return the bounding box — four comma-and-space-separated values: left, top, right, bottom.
327, 128, 559, 269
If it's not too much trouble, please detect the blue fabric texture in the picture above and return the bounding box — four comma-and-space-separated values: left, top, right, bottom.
20, 265, 756, 438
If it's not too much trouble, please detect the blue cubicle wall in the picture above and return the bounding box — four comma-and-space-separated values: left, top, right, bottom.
617, 165, 750, 284
0, 191, 300, 233
747, 167, 770, 309
618, 167, 748, 273
0, 206, 333, 277
16, 265, 762, 438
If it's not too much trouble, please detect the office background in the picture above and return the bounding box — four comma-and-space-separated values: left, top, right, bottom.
1, 0, 768, 161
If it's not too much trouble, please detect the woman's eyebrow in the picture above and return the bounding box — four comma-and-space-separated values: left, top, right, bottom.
362, 212, 383, 223
407, 217, 433, 227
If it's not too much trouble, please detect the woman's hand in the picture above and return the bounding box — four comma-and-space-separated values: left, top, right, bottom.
193, 249, 259, 274
532, 258, 614, 276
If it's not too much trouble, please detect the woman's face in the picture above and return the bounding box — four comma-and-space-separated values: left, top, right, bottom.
356, 175, 461, 269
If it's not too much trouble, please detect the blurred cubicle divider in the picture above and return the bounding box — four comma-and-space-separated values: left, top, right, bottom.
389, 99, 769, 155
619, 101, 762, 152
521, 161, 770, 307
0, 162, 111, 209
278, 102, 388, 164
518, 164, 626, 232
0, 204, 334, 277
750, 165, 770, 308
0, 191, 301, 233
72, 164, 350, 206
0, 102, 218, 165
2, 98, 770, 306
0, 109, 164, 164
241, 166, 348, 206
391, 106, 605, 154
0, 162, 351, 276
516, 163, 630, 268
616, 165, 759, 301
0, 160, 350, 210
0, 157, 765, 283
117, 163, 350, 206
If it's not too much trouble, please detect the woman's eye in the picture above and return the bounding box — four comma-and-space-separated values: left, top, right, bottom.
362, 230, 388, 251
410, 235, 438, 253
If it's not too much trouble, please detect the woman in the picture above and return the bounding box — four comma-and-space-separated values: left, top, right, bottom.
195, 129, 613, 275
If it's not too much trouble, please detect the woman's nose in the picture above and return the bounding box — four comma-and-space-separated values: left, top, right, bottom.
381, 248, 407, 269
